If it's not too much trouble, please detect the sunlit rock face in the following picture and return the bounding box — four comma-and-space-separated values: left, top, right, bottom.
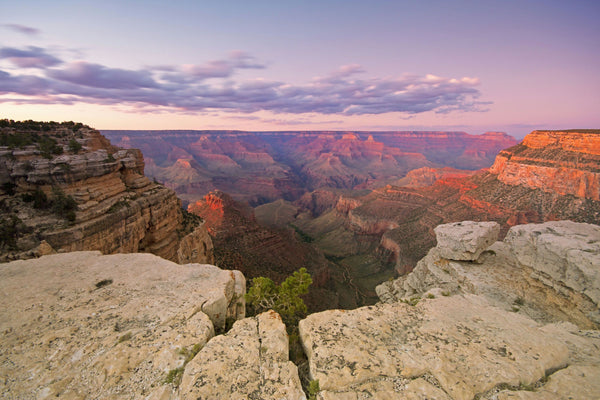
490, 130, 600, 200
297, 220, 600, 399
0, 252, 245, 399
315, 130, 600, 270
0, 123, 213, 264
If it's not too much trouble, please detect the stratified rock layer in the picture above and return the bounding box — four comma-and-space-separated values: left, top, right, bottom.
0, 252, 245, 399
0, 125, 213, 264
180, 310, 305, 400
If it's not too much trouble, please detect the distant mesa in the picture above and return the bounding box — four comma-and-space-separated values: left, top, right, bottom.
102, 129, 517, 205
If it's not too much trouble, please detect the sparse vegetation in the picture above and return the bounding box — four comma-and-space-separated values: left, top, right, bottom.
0, 119, 88, 132
38, 136, 63, 158
401, 296, 421, 306
21, 187, 77, 221
164, 343, 203, 387
1, 182, 16, 196
246, 268, 312, 361
117, 332, 132, 343
180, 208, 204, 236
164, 367, 184, 386
68, 138, 82, 153
308, 379, 320, 400
50, 187, 77, 221
514, 297, 524, 306
289, 224, 314, 243
95, 279, 113, 289
0, 215, 31, 250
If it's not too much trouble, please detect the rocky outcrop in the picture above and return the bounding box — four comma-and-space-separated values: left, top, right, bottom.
434, 221, 500, 260
0, 252, 245, 399
377, 220, 600, 327
0, 124, 213, 264
180, 310, 305, 400
298, 220, 600, 399
490, 130, 600, 200
299, 294, 596, 400
505, 221, 600, 311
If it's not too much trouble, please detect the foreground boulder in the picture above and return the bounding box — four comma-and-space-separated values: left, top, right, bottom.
433, 220, 500, 261
377, 220, 600, 327
0, 252, 244, 399
180, 310, 305, 400
505, 220, 600, 309
299, 294, 599, 400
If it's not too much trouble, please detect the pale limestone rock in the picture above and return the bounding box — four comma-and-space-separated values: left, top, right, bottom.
504, 221, 600, 309
0, 252, 245, 399
496, 365, 600, 400
377, 220, 600, 329
300, 294, 572, 400
434, 221, 500, 261
179, 310, 306, 400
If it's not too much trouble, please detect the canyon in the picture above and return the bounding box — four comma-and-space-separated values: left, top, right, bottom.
287, 130, 600, 278
102, 130, 516, 206
0, 121, 213, 264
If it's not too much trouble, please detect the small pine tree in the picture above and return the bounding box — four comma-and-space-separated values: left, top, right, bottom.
245, 268, 312, 329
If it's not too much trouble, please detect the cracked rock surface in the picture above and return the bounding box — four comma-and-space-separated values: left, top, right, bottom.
0, 251, 244, 399
299, 294, 599, 400
180, 310, 305, 400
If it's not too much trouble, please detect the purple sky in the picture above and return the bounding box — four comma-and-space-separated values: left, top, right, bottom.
1, 0, 599, 138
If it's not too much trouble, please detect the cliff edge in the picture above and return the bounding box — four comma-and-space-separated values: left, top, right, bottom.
0, 121, 213, 263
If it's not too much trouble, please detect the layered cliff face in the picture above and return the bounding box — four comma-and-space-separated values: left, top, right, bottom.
490, 129, 600, 200
103, 130, 516, 205
304, 130, 600, 271
0, 122, 213, 264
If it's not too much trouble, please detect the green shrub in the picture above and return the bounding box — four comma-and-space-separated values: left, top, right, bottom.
50, 187, 77, 221
68, 138, 82, 153
308, 379, 320, 400
246, 268, 312, 361
38, 136, 63, 159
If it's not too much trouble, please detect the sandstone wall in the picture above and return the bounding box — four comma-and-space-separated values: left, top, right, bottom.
0, 127, 213, 264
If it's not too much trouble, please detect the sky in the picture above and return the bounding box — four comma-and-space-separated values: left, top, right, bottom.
0, 0, 599, 138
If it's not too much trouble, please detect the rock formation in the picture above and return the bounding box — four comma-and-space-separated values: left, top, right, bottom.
300, 220, 600, 399
0, 122, 213, 264
102, 130, 516, 205
1, 221, 598, 399
179, 310, 305, 400
0, 251, 245, 399
306, 130, 600, 272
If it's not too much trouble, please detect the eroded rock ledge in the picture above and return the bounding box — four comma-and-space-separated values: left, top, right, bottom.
0, 126, 213, 264
1, 221, 598, 399
0, 252, 244, 399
